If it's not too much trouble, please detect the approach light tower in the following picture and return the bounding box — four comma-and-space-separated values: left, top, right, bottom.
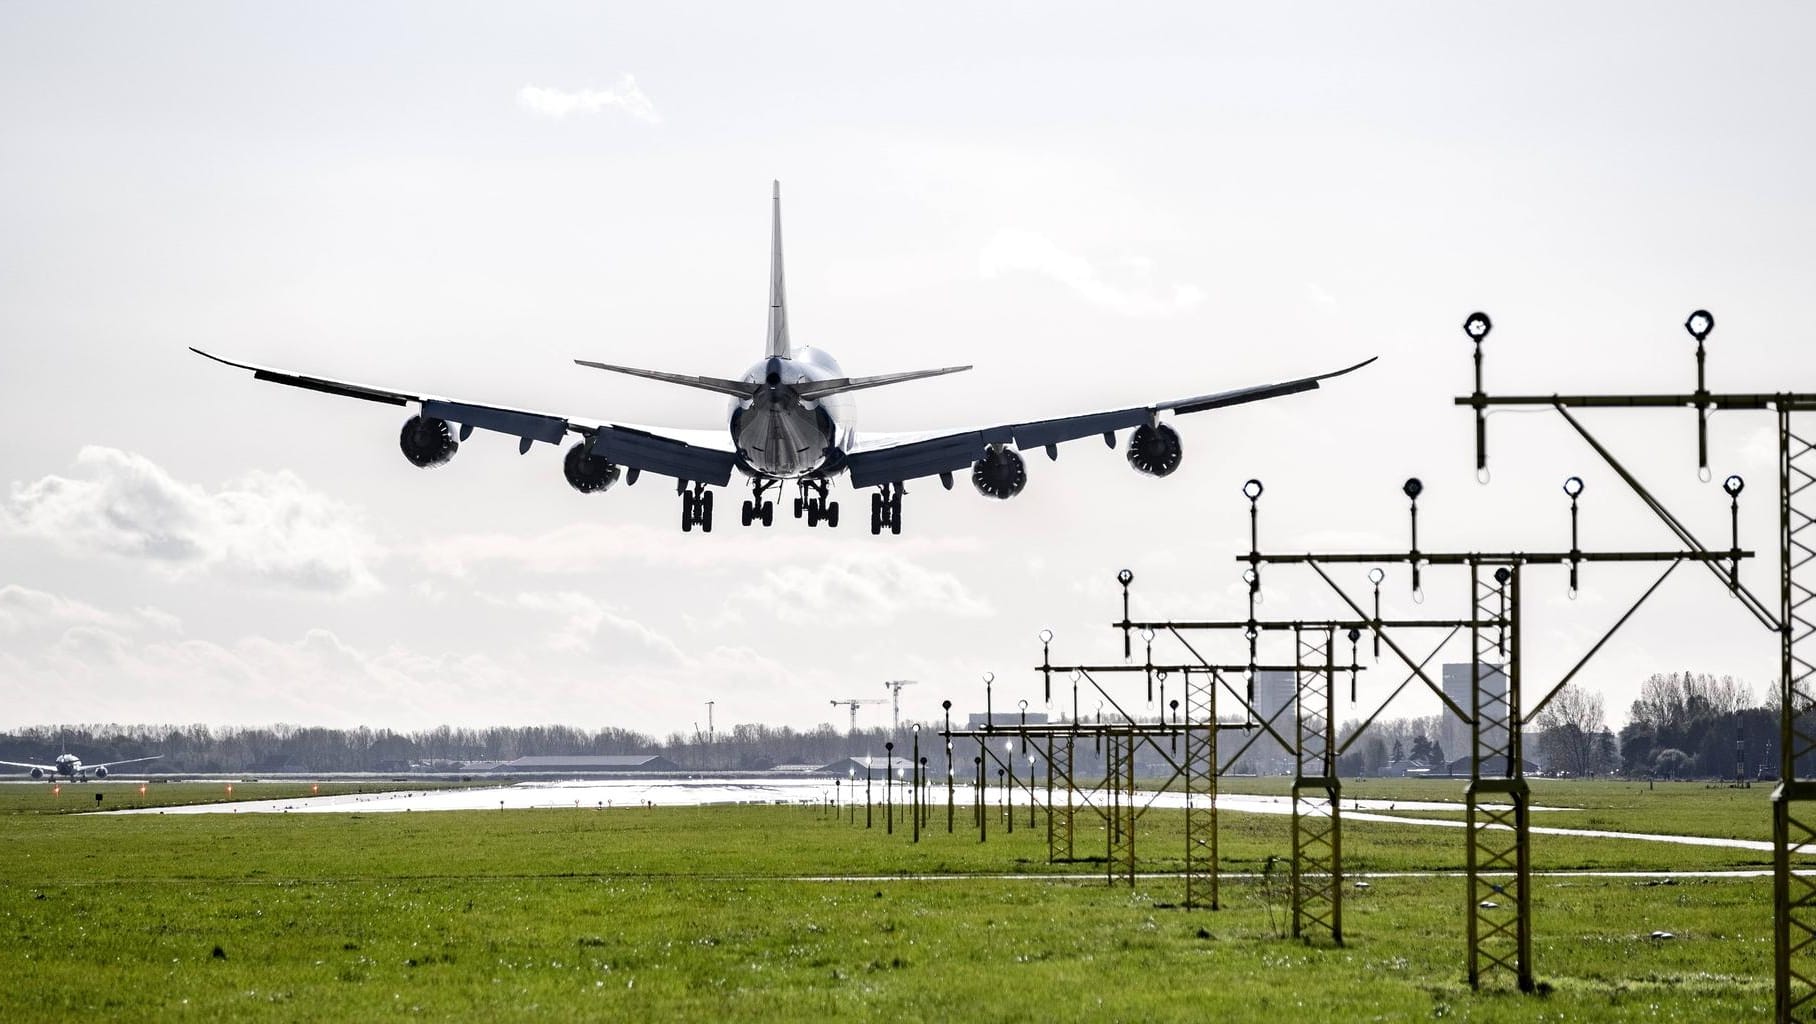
883, 680, 918, 733
830, 697, 888, 734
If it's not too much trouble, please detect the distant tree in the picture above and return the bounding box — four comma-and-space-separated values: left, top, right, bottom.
1430, 740, 1447, 774
1391, 739, 1405, 764
1535, 684, 1607, 777
1409, 735, 1433, 766
1654, 748, 1692, 779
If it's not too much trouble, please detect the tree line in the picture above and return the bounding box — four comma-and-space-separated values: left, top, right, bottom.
0, 673, 1796, 779
0, 721, 928, 774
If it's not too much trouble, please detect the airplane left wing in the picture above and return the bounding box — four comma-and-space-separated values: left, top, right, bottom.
845, 356, 1376, 488
0, 759, 55, 772
190, 350, 738, 486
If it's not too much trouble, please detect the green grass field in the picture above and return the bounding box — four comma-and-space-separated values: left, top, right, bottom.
0, 780, 1793, 1021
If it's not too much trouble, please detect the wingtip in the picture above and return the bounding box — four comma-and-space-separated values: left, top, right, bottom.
772, 179, 780, 199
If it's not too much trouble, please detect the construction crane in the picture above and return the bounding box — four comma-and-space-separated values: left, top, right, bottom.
882, 679, 918, 733
830, 697, 888, 734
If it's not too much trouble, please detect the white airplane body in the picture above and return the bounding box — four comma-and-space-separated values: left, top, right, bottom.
194, 183, 1373, 533
1, 752, 161, 781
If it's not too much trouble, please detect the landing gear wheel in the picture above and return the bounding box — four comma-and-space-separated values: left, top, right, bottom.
826, 501, 839, 528
681, 493, 695, 532
793, 497, 805, 519
761, 501, 774, 526
741, 500, 754, 527
700, 490, 714, 532
869, 493, 883, 535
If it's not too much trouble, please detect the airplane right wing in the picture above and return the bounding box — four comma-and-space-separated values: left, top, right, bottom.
844, 357, 1376, 488
190, 349, 740, 486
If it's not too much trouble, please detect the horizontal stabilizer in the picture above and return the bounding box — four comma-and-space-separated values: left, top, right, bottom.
792, 365, 972, 402
574, 360, 759, 399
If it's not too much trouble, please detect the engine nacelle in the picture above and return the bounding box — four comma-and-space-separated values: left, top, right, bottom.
29, 767, 43, 779
971, 445, 1027, 500
563, 441, 621, 494
1126, 423, 1183, 477
399, 415, 459, 468
94, 766, 109, 779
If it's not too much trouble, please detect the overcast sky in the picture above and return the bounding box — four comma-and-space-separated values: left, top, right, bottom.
3, 3, 1814, 739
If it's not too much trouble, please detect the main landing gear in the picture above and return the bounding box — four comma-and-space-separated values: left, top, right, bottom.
679, 480, 714, 532
740, 479, 776, 527
869, 483, 904, 535
794, 478, 840, 528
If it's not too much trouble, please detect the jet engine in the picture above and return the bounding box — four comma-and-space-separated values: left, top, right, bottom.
971, 445, 1027, 499
1126, 423, 1183, 477
563, 441, 621, 494
399, 415, 459, 468
94, 766, 109, 779
29, 767, 43, 779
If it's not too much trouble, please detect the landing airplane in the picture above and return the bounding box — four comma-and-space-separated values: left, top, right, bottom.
1, 753, 162, 781
193, 183, 1373, 534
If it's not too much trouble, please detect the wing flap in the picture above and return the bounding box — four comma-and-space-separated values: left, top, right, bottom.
423, 400, 568, 446
1011, 409, 1147, 450
589, 425, 737, 485
846, 427, 1010, 488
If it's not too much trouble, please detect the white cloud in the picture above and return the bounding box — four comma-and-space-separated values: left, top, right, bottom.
518, 75, 661, 123
417, 521, 979, 577
510, 590, 685, 661
0, 584, 183, 636
0, 447, 383, 595
737, 553, 992, 626
978, 228, 1204, 317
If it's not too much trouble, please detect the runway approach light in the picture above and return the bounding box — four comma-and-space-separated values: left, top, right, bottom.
1724, 474, 1746, 498
1242, 479, 1264, 501
1368, 567, 1386, 585
1563, 476, 1585, 498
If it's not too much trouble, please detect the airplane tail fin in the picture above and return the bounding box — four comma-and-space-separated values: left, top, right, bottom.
766, 180, 790, 359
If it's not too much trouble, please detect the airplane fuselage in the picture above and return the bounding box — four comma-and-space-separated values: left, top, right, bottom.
729, 347, 855, 480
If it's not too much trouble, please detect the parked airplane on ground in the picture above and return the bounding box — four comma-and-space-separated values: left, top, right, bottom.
193, 183, 1373, 534
1, 753, 161, 781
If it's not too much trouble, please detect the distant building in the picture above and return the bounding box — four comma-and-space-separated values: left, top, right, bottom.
965, 712, 1050, 729
1244, 670, 1297, 774
817, 756, 917, 777
1441, 663, 1510, 763
1444, 755, 1538, 777
478, 754, 682, 773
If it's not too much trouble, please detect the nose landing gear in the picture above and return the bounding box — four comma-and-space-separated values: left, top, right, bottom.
796, 478, 840, 528
679, 480, 715, 532
869, 483, 905, 535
